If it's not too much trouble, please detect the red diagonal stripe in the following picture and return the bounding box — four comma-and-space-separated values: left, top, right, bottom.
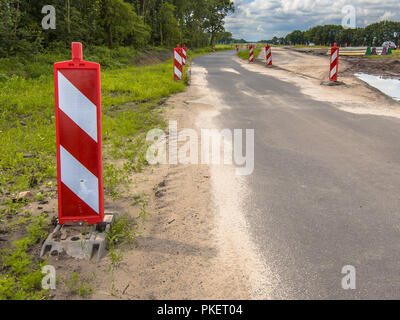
59, 109, 99, 176
60, 182, 98, 218
59, 69, 99, 106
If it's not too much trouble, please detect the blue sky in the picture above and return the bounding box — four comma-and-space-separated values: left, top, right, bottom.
225, 0, 400, 41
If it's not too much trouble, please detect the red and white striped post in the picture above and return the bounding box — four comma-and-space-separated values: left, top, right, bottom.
236, 44, 239, 52
249, 45, 254, 63
265, 44, 272, 66
329, 43, 339, 82
54, 42, 104, 225
174, 44, 183, 81
182, 45, 187, 66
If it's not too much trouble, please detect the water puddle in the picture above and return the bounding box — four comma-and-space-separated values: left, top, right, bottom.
355, 73, 400, 101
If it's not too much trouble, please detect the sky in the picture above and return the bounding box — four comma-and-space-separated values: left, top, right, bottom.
225, 0, 400, 41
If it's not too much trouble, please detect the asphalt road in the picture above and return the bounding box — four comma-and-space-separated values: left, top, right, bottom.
193, 50, 400, 299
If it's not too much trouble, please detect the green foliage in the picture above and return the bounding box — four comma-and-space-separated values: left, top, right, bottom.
64, 272, 94, 298
0, 214, 49, 300
106, 214, 138, 270
0, 0, 237, 57
106, 214, 137, 248
203, 0, 235, 46
272, 21, 400, 47
238, 48, 261, 61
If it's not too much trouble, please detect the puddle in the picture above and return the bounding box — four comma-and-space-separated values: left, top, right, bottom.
355, 73, 400, 101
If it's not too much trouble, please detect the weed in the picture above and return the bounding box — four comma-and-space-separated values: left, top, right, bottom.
0, 214, 50, 300
105, 214, 138, 271
64, 272, 94, 298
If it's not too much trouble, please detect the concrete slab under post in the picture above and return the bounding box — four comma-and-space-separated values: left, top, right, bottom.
40, 213, 116, 263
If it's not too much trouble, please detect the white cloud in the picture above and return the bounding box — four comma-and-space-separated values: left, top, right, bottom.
225, 0, 400, 41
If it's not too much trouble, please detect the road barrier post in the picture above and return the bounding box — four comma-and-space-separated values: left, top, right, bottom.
329, 43, 339, 82
236, 44, 239, 52
381, 47, 387, 55
266, 44, 272, 66
249, 45, 254, 63
54, 42, 104, 225
182, 45, 187, 66
371, 47, 377, 55
174, 44, 183, 81
366, 47, 371, 55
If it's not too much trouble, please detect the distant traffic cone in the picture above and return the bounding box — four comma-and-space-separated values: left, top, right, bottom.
381, 47, 387, 55
371, 47, 377, 55
388, 47, 392, 55
365, 47, 371, 55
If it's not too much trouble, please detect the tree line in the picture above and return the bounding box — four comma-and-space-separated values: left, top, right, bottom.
0, 0, 234, 58
266, 21, 400, 47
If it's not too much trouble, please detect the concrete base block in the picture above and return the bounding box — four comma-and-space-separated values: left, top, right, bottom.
40, 213, 116, 263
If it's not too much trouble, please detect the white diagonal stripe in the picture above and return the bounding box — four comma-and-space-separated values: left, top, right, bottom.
58, 72, 98, 142
331, 49, 338, 63
330, 65, 337, 78
267, 57, 272, 64
266, 48, 271, 55
174, 66, 182, 79
182, 49, 186, 56
174, 51, 182, 65
60, 146, 99, 214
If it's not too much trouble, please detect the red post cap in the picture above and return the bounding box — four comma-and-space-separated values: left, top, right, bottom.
72, 42, 83, 62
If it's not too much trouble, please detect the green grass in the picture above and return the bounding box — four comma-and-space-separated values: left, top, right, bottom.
238, 48, 261, 61
366, 50, 400, 59
63, 272, 94, 298
105, 214, 138, 271
0, 213, 50, 300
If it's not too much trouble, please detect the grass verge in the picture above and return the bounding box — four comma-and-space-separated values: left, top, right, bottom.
238, 48, 261, 61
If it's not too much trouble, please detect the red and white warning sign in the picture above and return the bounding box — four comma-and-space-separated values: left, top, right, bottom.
54, 42, 104, 225
182, 45, 187, 66
174, 44, 183, 81
266, 45, 272, 66
249, 45, 254, 63
329, 43, 339, 82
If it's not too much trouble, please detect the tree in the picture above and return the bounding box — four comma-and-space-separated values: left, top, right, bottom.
203, 0, 234, 46
159, 1, 180, 46
98, 0, 149, 48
